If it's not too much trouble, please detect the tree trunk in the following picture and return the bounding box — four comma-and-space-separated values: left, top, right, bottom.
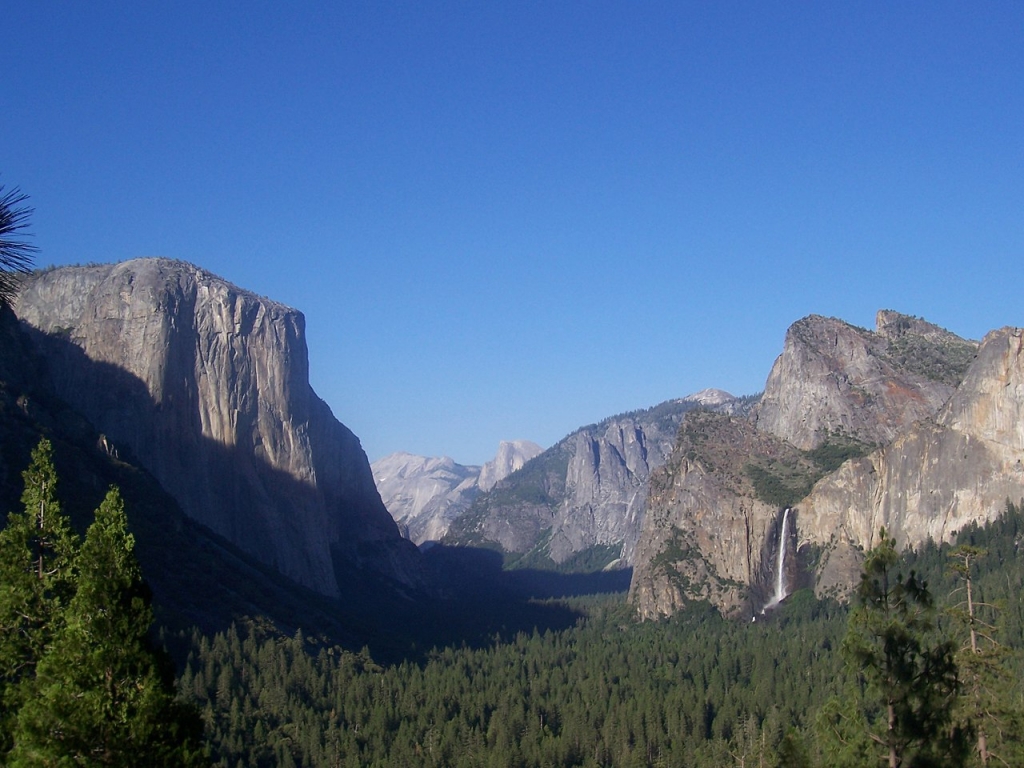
888, 701, 898, 768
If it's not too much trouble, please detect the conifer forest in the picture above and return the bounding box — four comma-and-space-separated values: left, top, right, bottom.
2, 440, 1023, 766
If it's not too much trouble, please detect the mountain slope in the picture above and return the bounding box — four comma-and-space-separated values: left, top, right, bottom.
444, 391, 752, 570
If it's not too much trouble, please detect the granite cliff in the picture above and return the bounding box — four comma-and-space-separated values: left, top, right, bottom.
753, 311, 973, 449
372, 440, 542, 545
444, 391, 751, 570
629, 412, 814, 618
14, 258, 421, 598
629, 311, 1024, 620
800, 325, 1024, 597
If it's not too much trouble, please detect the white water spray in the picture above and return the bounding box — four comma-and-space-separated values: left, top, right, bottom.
762, 507, 790, 613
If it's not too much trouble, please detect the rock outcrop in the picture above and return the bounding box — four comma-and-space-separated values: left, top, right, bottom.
445, 393, 750, 569
629, 311, 1016, 619
14, 259, 421, 597
799, 326, 1024, 595
754, 312, 975, 450
629, 412, 809, 619
372, 440, 542, 545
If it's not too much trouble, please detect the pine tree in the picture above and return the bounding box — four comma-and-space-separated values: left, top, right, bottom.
840, 529, 968, 768
948, 545, 1024, 766
8, 487, 207, 766
0, 438, 78, 753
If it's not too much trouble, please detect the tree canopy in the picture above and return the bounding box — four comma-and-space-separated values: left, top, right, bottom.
0, 440, 207, 766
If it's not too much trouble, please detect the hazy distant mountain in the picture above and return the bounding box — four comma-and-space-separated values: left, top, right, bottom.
373, 440, 543, 545
443, 392, 754, 571
478, 440, 544, 491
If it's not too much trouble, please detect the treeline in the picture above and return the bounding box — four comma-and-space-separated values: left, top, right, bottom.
183, 597, 847, 767
3, 435, 1022, 765
186, 503, 1024, 768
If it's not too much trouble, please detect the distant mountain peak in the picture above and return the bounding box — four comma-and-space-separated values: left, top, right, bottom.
373, 440, 543, 545
682, 388, 736, 407
478, 440, 544, 492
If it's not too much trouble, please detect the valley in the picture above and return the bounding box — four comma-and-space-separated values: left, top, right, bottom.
2, 258, 1023, 766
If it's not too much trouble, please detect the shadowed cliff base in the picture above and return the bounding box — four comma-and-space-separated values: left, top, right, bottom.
0, 311, 596, 662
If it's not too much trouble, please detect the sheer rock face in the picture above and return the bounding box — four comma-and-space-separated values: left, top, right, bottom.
753, 312, 968, 450
445, 394, 747, 568
14, 258, 421, 597
629, 412, 807, 620
546, 417, 675, 564
630, 312, 1024, 618
372, 441, 542, 545
800, 327, 1024, 596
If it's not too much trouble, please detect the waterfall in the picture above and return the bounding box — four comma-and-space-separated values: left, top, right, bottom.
762, 507, 790, 613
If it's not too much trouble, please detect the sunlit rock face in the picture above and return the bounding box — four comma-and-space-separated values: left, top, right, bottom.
15, 258, 421, 597
547, 416, 678, 565
631, 312, 1024, 618
799, 326, 1024, 595
372, 453, 481, 545
753, 311, 971, 450
373, 441, 543, 546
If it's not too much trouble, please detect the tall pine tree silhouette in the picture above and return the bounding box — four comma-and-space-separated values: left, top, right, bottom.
841, 529, 968, 768
9, 486, 206, 766
0, 438, 78, 754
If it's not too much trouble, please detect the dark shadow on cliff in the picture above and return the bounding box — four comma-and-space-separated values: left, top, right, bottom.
3, 316, 592, 663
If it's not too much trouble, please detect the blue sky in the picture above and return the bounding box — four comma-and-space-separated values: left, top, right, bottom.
3, 3, 1022, 465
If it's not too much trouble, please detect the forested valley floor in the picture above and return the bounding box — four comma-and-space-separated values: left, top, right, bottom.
183, 504, 1024, 768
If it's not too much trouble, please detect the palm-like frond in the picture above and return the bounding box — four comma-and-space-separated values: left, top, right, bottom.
0, 184, 38, 308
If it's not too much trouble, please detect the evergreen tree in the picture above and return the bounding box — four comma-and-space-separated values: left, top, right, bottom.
840, 529, 967, 768
0, 438, 78, 752
948, 545, 1024, 766
8, 487, 207, 766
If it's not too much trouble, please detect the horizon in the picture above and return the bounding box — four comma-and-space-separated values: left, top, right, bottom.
5, 3, 1022, 465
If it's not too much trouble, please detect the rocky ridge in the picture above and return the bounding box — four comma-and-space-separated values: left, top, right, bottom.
14, 259, 421, 598
630, 311, 1024, 620
752, 312, 972, 450
444, 391, 752, 569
